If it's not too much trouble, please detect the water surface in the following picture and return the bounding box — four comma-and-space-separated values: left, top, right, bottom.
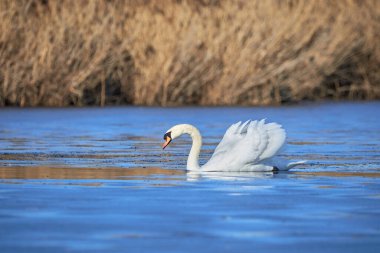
0, 102, 379, 253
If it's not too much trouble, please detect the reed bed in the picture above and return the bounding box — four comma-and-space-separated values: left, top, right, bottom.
0, 0, 379, 106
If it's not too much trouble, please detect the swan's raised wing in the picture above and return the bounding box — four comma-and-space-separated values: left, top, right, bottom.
203, 120, 286, 170
258, 121, 286, 160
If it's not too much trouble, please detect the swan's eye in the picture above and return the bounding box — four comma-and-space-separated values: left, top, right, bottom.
163, 131, 171, 140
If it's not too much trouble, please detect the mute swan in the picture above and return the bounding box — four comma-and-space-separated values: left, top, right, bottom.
162, 120, 305, 172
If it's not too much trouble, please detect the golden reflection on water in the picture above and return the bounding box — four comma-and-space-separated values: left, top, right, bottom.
1, 166, 379, 182
0, 166, 185, 180
295, 171, 380, 178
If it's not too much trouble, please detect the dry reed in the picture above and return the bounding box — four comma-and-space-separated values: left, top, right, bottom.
0, 0, 379, 106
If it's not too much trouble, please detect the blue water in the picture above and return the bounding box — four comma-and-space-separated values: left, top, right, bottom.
0, 102, 380, 253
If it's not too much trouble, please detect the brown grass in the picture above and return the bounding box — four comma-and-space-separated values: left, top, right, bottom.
0, 0, 379, 106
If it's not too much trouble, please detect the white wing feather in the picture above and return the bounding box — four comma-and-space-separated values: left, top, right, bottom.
202, 120, 286, 171
259, 122, 286, 160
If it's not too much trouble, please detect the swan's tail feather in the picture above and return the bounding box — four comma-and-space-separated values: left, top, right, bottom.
286, 160, 307, 169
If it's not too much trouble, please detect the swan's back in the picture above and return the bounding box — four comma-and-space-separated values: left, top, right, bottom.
202, 120, 286, 171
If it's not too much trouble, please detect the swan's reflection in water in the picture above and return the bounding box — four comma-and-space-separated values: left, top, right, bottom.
186, 170, 279, 181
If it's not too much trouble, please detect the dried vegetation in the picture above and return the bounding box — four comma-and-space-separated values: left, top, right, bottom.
0, 0, 379, 106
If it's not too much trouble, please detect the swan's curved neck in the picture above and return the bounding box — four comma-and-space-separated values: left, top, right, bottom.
182, 125, 202, 171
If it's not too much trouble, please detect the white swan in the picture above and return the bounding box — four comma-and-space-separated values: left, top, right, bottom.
162, 120, 305, 172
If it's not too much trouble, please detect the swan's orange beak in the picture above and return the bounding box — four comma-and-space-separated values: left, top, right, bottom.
162, 136, 172, 149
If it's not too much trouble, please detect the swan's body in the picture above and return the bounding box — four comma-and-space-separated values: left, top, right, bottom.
162, 120, 305, 172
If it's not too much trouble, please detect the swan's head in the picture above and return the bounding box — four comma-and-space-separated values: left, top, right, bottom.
162, 124, 187, 149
